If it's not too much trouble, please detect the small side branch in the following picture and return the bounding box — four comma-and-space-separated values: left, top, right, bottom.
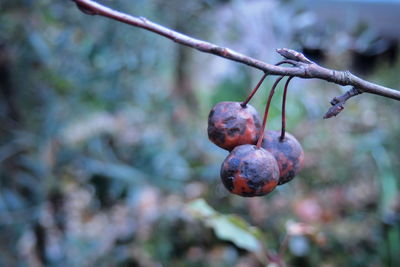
276, 48, 313, 64
71, 0, 400, 106
323, 87, 362, 119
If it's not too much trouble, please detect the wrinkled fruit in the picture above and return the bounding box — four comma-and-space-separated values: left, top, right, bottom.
261, 130, 304, 185
208, 102, 261, 151
220, 144, 279, 197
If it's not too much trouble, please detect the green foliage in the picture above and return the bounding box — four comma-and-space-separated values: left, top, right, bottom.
187, 199, 265, 255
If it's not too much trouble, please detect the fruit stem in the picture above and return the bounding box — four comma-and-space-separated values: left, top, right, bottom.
256, 76, 284, 148
280, 76, 293, 142
241, 72, 268, 107
241, 62, 293, 108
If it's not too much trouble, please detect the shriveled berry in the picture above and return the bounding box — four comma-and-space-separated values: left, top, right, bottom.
220, 144, 279, 197
261, 130, 304, 185
208, 102, 261, 151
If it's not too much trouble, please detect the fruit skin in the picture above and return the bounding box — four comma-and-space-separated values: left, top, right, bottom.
220, 144, 279, 197
261, 130, 304, 185
208, 102, 261, 151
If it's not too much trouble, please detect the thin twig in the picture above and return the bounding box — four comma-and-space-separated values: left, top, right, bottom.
276, 48, 313, 64
71, 0, 400, 112
323, 87, 362, 119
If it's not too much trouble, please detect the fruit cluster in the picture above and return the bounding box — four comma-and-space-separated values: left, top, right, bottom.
207, 76, 304, 197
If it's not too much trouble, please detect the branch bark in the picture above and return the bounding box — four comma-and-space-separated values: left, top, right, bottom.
71, 0, 400, 114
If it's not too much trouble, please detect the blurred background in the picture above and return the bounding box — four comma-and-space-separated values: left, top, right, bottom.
1, 0, 400, 266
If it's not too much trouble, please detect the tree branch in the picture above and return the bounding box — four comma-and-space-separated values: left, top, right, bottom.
71, 0, 400, 117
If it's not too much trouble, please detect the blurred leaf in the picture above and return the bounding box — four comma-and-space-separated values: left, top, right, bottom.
187, 198, 216, 217
186, 199, 265, 255
210, 215, 261, 252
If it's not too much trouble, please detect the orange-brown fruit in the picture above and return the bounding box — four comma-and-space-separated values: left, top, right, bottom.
220, 144, 279, 197
261, 130, 304, 185
208, 102, 261, 151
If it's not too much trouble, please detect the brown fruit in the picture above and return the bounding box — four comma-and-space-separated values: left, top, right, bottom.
261, 130, 304, 185
220, 144, 279, 197
208, 102, 261, 151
